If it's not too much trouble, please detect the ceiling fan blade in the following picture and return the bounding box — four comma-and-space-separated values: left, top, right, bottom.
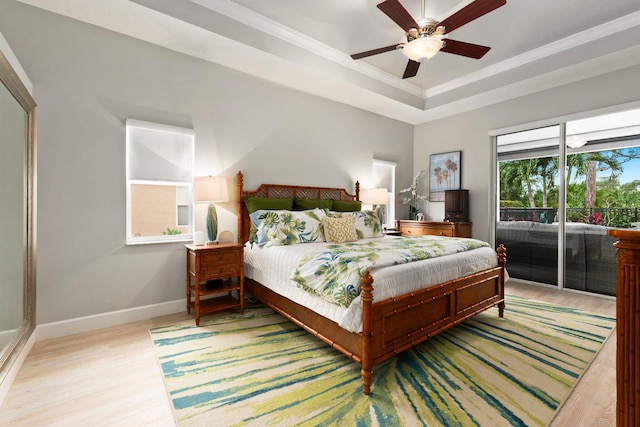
351, 44, 399, 60
377, 0, 420, 33
402, 60, 420, 79
440, 39, 491, 59
438, 0, 506, 34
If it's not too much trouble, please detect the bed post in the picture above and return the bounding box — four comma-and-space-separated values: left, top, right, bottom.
360, 269, 374, 395
355, 181, 360, 201
237, 171, 244, 243
497, 244, 507, 317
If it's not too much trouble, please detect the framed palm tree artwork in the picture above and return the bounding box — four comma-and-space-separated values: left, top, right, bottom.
429, 151, 461, 201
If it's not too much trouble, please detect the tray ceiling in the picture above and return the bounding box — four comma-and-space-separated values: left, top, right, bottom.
17, 0, 640, 124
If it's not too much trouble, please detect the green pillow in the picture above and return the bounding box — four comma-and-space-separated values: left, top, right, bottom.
244, 197, 294, 243
332, 200, 362, 212
294, 198, 333, 211
244, 197, 293, 213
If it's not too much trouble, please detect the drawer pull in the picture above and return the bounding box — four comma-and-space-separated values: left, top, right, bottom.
439, 232, 445, 236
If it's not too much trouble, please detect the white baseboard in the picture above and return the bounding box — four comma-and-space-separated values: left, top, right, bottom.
35, 299, 186, 341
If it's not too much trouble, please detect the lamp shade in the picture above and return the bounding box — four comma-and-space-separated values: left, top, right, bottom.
402, 37, 443, 62
193, 176, 229, 203
361, 188, 388, 205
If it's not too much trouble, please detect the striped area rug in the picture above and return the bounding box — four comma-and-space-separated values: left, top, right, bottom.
149, 295, 615, 426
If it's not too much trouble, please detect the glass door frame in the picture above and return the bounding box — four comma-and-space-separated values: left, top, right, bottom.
489, 100, 640, 293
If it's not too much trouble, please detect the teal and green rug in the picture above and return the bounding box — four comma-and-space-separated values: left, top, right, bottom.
149, 295, 615, 426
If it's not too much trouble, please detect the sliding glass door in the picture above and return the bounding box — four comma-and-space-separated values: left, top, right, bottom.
563, 110, 640, 295
496, 126, 562, 286
494, 106, 640, 296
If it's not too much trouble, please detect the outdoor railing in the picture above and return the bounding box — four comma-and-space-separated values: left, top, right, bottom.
499, 207, 639, 228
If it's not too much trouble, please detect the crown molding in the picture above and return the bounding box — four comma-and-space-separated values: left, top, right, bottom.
190, 0, 423, 98
425, 10, 640, 98
418, 44, 640, 123
190, 0, 640, 103
15, 0, 640, 125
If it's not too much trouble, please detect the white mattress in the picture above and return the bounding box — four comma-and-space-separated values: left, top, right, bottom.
244, 236, 499, 333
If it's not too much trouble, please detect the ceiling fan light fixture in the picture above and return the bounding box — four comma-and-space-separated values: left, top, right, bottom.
401, 36, 443, 61
566, 137, 587, 148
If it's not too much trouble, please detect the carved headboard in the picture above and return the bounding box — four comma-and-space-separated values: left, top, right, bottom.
236, 171, 360, 244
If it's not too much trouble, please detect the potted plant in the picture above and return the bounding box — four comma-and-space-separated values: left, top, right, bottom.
400, 170, 428, 220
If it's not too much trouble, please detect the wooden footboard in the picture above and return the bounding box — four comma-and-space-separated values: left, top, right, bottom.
237, 171, 507, 395
244, 245, 506, 395
358, 244, 506, 394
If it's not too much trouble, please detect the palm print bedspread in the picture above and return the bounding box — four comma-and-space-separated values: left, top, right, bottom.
292, 236, 490, 307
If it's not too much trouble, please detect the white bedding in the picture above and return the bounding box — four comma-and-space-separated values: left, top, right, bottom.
244, 236, 499, 333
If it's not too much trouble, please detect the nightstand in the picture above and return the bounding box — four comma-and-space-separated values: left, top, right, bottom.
185, 242, 244, 325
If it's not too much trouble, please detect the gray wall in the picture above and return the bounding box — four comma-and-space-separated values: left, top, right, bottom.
416, 65, 640, 243
0, 2, 413, 324
3, 1, 638, 325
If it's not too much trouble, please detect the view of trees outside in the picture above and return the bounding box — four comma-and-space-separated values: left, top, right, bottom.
500, 147, 640, 227
498, 108, 640, 228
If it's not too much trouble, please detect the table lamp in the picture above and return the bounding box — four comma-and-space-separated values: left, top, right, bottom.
193, 176, 229, 243
362, 188, 388, 225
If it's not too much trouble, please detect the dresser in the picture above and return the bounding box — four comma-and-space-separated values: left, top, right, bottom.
397, 220, 472, 238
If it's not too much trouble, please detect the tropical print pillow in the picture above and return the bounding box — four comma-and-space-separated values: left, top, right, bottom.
256, 208, 327, 246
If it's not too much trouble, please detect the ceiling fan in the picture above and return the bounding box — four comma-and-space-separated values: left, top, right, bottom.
351, 0, 507, 79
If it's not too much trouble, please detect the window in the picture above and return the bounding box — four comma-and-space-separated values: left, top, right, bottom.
372, 159, 396, 228
126, 119, 194, 244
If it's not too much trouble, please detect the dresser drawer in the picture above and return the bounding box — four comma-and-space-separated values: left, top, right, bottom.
422, 226, 453, 237
397, 220, 472, 238
401, 225, 432, 236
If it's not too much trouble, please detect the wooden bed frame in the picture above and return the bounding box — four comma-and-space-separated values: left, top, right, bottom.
236, 171, 506, 395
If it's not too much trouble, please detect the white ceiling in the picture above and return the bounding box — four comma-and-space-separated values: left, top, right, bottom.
17, 0, 640, 124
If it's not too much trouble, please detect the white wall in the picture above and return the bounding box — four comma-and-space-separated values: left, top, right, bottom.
0, 2, 413, 325
415, 64, 640, 243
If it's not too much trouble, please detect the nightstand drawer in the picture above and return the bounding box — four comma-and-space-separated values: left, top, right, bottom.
201, 264, 241, 280
201, 250, 240, 266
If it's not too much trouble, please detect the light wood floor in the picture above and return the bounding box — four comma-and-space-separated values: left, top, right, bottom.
0, 280, 616, 426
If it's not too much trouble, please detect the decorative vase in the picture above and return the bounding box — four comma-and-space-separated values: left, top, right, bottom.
206, 204, 219, 242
